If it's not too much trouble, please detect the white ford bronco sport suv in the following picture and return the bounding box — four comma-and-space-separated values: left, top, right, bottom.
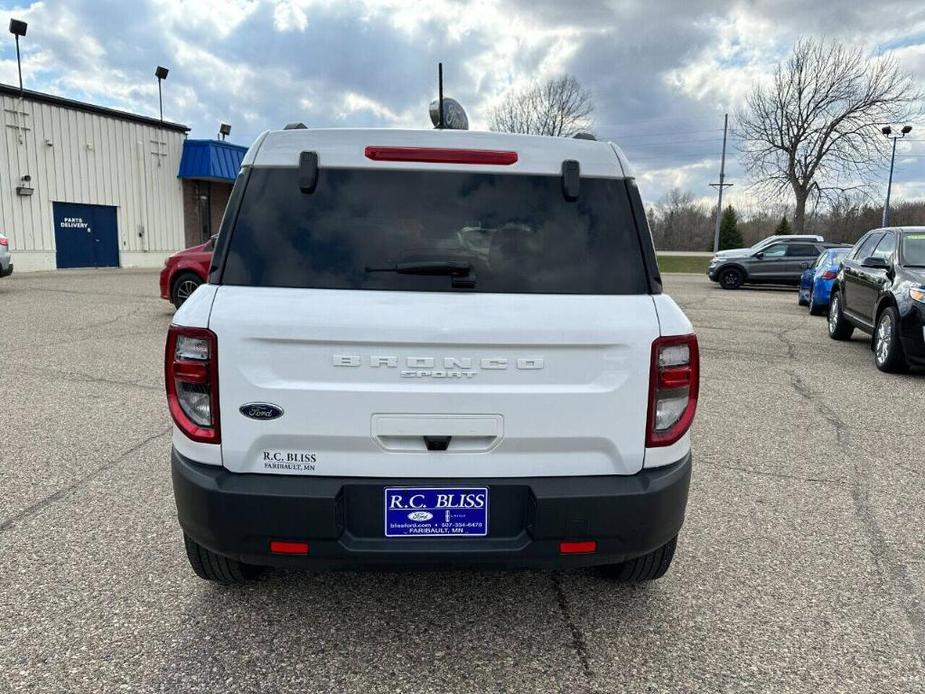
167, 127, 698, 584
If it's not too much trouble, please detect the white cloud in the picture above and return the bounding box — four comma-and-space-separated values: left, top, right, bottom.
273, 0, 311, 31
150, 0, 260, 38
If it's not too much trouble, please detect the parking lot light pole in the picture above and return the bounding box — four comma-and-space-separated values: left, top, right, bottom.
882, 124, 912, 227
9, 18, 28, 96
155, 65, 169, 122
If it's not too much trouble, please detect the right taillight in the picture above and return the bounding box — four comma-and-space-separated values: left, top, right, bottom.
0, 236, 8, 247
165, 325, 220, 443
820, 270, 838, 280
646, 334, 699, 447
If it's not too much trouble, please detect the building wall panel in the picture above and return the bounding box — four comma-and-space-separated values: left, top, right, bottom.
0, 92, 187, 271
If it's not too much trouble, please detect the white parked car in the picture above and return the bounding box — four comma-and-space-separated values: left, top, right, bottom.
166, 126, 699, 584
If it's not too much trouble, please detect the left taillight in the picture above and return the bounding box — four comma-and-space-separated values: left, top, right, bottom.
165, 325, 220, 443
646, 334, 699, 447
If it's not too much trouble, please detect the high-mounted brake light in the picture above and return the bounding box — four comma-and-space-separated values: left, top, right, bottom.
646, 334, 699, 447
165, 326, 220, 443
364, 146, 518, 166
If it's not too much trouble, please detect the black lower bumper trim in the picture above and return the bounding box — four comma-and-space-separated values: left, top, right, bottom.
172, 448, 692, 569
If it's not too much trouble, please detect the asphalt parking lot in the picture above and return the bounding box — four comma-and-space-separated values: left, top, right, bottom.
1, 270, 923, 693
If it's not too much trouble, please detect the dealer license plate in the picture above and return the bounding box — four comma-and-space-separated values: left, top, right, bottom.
384, 487, 489, 538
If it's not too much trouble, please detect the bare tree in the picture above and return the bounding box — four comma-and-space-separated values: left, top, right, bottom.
736, 38, 920, 233
489, 75, 594, 137
648, 189, 715, 251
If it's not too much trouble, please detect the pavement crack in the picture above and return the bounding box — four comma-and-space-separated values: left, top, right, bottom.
785, 369, 925, 663
550, 572, 594, 688
787, 371, 850, 445
698, 460, 844, 485
0, 427, 171, 532
9, 362, 161, 392
776, 327, 798, 361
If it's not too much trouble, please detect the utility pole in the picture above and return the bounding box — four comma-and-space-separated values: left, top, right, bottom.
710, 113, 733, 252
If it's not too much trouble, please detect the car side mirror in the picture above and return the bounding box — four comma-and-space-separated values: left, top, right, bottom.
754, 251, 764, 259
861, 256, 890, 270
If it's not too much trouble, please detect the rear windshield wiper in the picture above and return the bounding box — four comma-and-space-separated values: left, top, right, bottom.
365, 260, 476, 287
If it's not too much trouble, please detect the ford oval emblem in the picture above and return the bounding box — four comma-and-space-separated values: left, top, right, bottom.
408, 511, 434, 522
239, 403, 284, 420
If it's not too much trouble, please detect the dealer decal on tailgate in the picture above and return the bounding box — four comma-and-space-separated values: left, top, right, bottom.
384, 487, 489, 537
261, 451, 317, 473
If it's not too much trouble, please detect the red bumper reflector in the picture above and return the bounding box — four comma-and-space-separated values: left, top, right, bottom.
364, 146, 518, 165
270, 541, 309, 555
560, 540, 597, 554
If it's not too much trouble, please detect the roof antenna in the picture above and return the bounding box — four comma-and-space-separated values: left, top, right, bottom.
438, 62, 445, 129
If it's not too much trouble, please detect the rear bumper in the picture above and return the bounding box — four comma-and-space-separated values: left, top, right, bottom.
172, 448, 692, 569
159, 266, 170, 300
0, 261, 12, 278
811, 278, 835, 305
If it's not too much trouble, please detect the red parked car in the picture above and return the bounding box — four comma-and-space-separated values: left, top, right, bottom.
160, 236, 215, 308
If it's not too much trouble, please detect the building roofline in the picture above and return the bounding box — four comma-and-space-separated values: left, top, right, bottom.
0, 83, 190, 133
185, 138, 248, 151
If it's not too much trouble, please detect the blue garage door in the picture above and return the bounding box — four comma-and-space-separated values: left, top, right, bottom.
53, 202, 120, 269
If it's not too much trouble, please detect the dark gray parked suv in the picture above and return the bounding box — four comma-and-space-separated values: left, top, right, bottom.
708, 240, 845, 290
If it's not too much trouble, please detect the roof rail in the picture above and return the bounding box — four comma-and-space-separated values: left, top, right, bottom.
284, 122, 307, 130
573, 132, 596, 141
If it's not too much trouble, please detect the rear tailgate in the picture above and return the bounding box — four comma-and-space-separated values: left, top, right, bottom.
210, 287, 659, 478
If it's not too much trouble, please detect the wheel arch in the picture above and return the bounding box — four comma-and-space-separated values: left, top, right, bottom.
170, 265, 207, 293
874, 293, 899, 325
718, 262, 748, 279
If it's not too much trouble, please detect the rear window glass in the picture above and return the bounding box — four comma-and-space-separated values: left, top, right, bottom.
220, 168, 648, 294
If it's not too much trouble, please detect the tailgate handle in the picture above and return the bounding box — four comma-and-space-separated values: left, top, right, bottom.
373, 414, 503, 453
423, 436, 452, 451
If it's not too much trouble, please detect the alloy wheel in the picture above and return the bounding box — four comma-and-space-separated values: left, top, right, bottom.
176, 279, 200, 303
875, 313, 893, 366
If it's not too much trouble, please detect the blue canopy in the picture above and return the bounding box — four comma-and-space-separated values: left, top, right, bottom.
178, 139, 247, 182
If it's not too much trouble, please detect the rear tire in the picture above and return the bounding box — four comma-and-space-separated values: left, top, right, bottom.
808, 287, 826, 315
874, 306, 907, 373
171, 272, 203, 309
599, 535, 677, 582
184, 534, 263, 584
827, 292, 854, 340
719, 268, 743, 290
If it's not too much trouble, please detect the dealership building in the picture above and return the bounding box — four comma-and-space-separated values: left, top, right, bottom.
0, 83, 246, 272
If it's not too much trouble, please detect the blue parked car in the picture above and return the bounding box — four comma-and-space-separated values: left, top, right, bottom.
798, 247, 851, 315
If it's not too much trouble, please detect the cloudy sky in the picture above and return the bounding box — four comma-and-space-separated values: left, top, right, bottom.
2, 0, 925, 210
